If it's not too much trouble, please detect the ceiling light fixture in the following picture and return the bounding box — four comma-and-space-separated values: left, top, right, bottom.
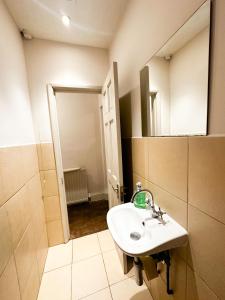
62, 15, 71, 27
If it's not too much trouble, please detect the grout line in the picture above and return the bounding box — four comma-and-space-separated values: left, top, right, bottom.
77, 286, 111, 300
133, 171, 188, 204
44, 262, 72, 274
96, 233, 113, 299
188, 267, 220, 300
109, 275, 136, 288
188, 203, 225, 226
70, 263, 73, 300
96, 230, 103, 254
72, 252, 102, 264
0, 171, 39, 209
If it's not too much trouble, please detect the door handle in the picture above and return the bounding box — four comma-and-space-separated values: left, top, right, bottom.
112, 185, 119, 192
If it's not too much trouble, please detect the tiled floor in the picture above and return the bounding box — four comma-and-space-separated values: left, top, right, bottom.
38, 230, 153, 300
68, 200, 108, 239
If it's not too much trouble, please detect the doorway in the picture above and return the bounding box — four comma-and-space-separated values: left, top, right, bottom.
47, 62, 123, 244
47, 85, 109, 240
55, 90, 108, 239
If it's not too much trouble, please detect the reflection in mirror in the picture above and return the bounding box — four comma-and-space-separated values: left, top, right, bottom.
140, 0, 211, 137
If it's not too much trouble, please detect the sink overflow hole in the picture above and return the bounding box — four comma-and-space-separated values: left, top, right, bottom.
130, 232, 141, 240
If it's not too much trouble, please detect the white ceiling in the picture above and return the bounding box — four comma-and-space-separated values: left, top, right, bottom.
4, 0, 128, 48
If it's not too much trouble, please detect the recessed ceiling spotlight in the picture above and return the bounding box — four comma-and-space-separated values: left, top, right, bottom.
62, 15, 71, 27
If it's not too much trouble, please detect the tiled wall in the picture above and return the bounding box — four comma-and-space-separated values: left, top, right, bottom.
131, 136, 225, 300
0, 145, 48, 300
37, 143, 64, 246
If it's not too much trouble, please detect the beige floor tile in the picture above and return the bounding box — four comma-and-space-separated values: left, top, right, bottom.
110, 276, 152, 300
81, 288, 112, 300
72, 254, 108, 299
103, 249, 134, 285
97, 230, 115, 253
44, 240, 72, 272
37, 265, 71, 300
73, 233, 101, 262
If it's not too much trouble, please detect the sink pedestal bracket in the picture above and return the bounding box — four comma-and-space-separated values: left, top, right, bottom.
133, 257, 143, 286
151, 250, 174, 295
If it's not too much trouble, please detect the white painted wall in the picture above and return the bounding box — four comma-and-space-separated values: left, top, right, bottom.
148, 57, 170, 135
110, 0, 225, 136
24, 39, 109, 142
170, 27, 209, 135
0, 0, 35, 147
56, 92, 107, 197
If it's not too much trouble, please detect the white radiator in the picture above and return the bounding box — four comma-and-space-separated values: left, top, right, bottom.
63, 168, 89, 205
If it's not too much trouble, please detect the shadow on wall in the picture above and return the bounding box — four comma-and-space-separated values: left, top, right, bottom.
120, 92, 134, 202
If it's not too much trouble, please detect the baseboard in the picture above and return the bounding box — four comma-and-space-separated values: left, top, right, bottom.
90, 193, 108, 201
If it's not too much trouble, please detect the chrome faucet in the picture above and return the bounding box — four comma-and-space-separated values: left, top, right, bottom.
131, 182, 166, 220
131, 182, 154, 205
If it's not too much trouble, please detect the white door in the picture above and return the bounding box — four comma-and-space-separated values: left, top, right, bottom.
47, 84, 70, 243
102, 62, 123, 208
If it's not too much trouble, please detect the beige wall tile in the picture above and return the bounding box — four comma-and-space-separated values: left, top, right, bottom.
0, 206, 12, 276
147, 137, 188, 202
145, 180, 187, 229
40, 143, 56, 171
21, 144, 39, 182
21, 261, 40, 300
188, 205, 225, 299
27, 175, 46, 246
157, 251, 186, 300
36, 228, 48, 279
0, 144, 47, 300
186, 266, 218, 300
44, 196, 61, 222
46, 219, 64, 247
189, 137, 225, 224
14, 224, 37, 294
0, 257, 20, 300
5, 185, 31, 249
133, 172, 147, 190
0, 147, 24, 206
36, 143, 42, 171
148, 276, 174, 300
132, 138, 148, 178
41, 170, 59, 197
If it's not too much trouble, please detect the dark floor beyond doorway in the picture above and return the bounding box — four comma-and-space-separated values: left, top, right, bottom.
68, 199, 109, 239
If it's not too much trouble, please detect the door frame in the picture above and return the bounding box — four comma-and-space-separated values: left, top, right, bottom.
47, 84, 102, 243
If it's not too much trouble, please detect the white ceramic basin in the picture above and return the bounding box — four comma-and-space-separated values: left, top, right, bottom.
107, 203, 188, 257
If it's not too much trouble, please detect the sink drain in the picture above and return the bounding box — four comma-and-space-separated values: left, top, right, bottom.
130, 232, 141, 240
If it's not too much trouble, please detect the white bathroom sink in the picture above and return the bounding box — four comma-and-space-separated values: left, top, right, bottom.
107, 203, 188, 257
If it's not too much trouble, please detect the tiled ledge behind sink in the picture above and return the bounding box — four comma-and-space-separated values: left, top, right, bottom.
37, 143, 64, 247
130, 136, 225, 300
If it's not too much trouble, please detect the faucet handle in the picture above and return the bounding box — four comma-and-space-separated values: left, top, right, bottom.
158, 207, 166, 218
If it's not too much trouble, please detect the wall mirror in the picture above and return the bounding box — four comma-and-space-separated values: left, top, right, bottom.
140, 0, 211, 137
